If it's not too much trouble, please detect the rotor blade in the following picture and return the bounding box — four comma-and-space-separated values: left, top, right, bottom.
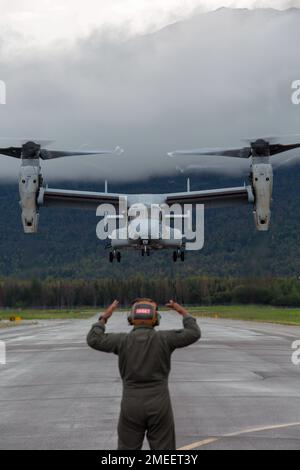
0, 147, 22, 158
269, 143, 300, 156
0, 138, 54, 147
0, 139, 54, 159
243, 135, 300, 155
40, 146, 124, 160
168, 147, 251, 159
244, 134, 300, 145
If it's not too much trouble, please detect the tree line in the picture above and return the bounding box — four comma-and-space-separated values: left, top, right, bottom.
1, 276, 300, 308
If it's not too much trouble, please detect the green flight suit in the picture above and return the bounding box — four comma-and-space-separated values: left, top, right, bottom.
87, 315, 201, 450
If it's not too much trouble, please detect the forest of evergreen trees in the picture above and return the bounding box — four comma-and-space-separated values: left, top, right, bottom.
1, 276, 300, 308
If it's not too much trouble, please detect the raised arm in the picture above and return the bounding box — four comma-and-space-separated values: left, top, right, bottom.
87, 300, 125, 355
163, 301, 201, 351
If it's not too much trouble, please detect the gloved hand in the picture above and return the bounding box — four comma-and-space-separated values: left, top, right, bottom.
99, 300, 119, 323
165, 300, 188, 317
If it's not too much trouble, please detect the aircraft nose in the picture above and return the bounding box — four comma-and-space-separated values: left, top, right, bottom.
141, 220, 160, 240
128, 219, 160, 240
137, 220, 151, 240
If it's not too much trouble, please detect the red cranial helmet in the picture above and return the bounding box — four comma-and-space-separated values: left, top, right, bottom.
128, 298, 160, 327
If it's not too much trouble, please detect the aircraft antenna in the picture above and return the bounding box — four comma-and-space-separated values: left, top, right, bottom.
187, 177, 191, 192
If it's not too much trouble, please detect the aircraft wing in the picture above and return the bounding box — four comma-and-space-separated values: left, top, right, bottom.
38, 187, 123, 211
38, 185, 254, 211
165, 185, 254, 208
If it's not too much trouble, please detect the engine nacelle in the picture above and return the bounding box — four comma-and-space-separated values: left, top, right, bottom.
19, 159, 41, 233
251, 162, 273, 231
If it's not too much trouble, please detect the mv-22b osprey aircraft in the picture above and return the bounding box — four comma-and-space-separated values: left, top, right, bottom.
0, 136, 300, 263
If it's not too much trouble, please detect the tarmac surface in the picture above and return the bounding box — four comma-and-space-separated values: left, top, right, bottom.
0, 311, 300, 450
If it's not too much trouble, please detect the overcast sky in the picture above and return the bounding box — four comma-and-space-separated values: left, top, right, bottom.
0, 0, 299, 51
0, 4, 300, 183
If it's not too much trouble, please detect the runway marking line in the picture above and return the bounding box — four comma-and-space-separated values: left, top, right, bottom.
178, 422, 300, 450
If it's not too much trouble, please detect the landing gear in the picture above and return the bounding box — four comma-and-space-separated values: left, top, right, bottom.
141, 246, 150, 257
173, 249, 185, 263
109, 250, 122, 263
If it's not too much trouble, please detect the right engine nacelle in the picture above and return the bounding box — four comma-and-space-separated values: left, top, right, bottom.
251, 162, 273, 231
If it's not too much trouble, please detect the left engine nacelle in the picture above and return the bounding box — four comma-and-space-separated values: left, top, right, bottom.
19, 159, 41, 233
251, 162, 273, 231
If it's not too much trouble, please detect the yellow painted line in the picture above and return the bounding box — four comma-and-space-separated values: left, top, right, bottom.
178, 422, 300, 450
179, 438, 218, 450
225, 422, 300, 437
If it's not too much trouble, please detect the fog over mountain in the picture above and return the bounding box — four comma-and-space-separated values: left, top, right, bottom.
0, 7, 300, 183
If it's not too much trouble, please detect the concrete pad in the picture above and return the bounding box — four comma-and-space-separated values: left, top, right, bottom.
0, 312, 300, 450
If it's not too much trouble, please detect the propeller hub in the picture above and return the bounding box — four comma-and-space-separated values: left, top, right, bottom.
251, 139, 270, 157
22, 141, 41, 159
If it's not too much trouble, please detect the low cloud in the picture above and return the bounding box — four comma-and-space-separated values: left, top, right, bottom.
0, 7, 300, 183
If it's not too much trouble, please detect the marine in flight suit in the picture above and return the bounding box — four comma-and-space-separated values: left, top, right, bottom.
87, 299, 201, 450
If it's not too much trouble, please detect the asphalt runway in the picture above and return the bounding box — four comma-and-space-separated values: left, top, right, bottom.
1, 312, 300, 450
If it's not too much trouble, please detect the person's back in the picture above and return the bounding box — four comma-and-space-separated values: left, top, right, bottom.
87, 299, 201, 450
119, 326, 171, 388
